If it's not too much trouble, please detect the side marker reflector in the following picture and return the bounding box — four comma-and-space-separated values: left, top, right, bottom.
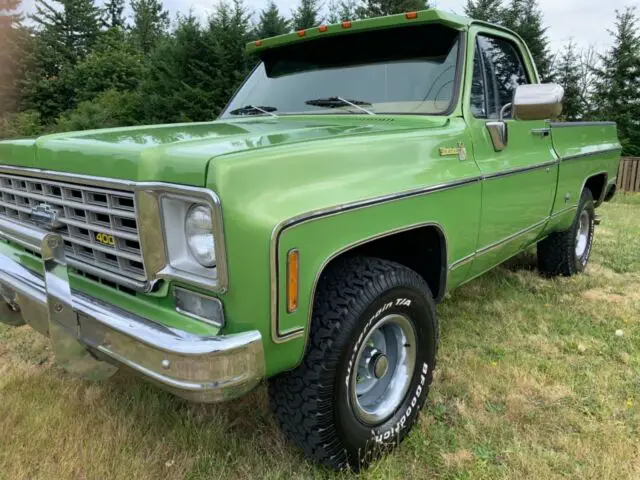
286, 249, 300, 313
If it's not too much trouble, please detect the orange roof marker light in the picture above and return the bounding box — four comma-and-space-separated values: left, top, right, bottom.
341, 20, 352, 29
297, 30, 306, 37
405, 11, 418, 19
254, 40, 263, 47
318, 25, 328, 32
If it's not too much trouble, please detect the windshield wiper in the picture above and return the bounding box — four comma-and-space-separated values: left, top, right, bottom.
228, 105, 278, 117
305, 97, 375, 115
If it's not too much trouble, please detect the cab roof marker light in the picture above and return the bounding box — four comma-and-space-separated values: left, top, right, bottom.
341, 21, 352, 29
297, 30, 305, 37
318, 25, 328, 32
254, 39, 263, 47
405, 11, 418, 19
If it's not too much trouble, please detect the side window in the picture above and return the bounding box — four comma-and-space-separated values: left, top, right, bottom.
477, 35, 529, 119
470, 44, 486, 118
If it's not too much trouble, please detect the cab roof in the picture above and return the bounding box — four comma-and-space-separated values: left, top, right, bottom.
247, 9, 474, 53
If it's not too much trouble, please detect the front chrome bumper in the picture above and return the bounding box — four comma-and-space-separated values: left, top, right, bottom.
0, 217, 264, 403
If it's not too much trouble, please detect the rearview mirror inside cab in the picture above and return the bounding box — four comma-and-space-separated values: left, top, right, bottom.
513, 84, 565, 121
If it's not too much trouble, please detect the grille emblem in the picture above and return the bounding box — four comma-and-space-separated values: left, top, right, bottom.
30, 203, 64, 230
95, 232, 116, 246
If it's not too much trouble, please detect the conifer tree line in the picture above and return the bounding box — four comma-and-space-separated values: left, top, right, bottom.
0, 0, 638, 154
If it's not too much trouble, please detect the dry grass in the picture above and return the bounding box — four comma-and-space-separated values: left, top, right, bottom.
1, 194, 639, 479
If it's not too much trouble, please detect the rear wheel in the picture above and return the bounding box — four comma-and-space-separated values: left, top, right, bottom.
268, 257, 439, 471
537, 189, 595, 276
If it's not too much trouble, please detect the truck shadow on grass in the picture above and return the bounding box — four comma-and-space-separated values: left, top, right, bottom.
501, 249, 538, 272
0, 329, 314, 478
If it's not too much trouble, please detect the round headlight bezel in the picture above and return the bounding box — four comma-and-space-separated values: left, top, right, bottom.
184, 204, 216, 268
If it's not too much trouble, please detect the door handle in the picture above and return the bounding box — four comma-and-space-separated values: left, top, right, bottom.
531, 128, 550, 137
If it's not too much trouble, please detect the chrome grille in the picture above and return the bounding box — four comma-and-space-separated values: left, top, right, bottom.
0, 173, 146, 282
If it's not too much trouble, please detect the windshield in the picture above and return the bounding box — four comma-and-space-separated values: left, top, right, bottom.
220, 24, 461, 118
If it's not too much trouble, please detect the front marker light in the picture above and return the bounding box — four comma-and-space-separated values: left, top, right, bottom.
185, 204, 216, 267
287, 249, 299, 313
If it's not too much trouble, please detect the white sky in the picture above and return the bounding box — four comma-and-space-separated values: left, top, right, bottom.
21, 0, 630, 54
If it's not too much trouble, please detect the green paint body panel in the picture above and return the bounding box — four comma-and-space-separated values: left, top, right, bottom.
0, 10, 622, 380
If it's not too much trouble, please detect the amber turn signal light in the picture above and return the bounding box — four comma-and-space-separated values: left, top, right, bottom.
286, 249, 300, 313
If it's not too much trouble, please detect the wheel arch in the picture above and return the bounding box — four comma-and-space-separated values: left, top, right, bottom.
583, 172, 608, 206
312, 223, 448, 304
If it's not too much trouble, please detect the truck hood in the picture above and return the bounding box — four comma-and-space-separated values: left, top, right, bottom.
0, 116, 447, 186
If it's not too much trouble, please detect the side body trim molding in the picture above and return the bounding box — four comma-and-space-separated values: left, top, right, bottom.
561, 147, 622, 162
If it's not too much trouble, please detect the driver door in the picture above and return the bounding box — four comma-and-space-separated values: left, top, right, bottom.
466, 31, 557, 277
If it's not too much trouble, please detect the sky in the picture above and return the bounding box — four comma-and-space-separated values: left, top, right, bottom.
20, 0, 630, 54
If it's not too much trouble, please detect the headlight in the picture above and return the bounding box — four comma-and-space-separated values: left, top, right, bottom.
137, 186, 226, 293
185, 204, 216, 267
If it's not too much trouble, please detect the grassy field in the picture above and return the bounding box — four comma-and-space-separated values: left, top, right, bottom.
1, 194, 638, 480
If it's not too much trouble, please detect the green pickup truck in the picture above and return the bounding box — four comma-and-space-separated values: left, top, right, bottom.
0, 9, 621, 470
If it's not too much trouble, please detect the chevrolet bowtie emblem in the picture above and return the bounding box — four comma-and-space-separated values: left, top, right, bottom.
30, 203, 65, 229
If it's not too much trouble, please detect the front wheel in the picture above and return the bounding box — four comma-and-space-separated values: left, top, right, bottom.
268, 257, 439, 471
537, 189, 595, 276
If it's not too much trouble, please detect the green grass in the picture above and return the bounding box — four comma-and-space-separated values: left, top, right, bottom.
1, 195, 639, 479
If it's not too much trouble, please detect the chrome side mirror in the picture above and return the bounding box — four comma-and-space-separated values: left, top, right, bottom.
513, 83, 564, 121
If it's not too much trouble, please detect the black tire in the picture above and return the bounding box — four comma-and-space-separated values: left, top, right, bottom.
537, 189, 595, 276
268, 256, 439, 471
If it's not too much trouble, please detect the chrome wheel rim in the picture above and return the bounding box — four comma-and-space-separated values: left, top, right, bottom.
575, 210, 590, 258
350, 313, 417, 424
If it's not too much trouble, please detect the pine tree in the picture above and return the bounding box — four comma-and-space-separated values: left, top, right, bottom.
356, 0, 428, 18
130, 0, 169, 54
103, 0, 125, 28
463, 0, 502, 23
256, 1, 290, 38
142, 0, 254, 123
31, 0, 101, 66
577, 46, 597, 117
326, 0, 360, 23
24, 0, 101, 120
554, 40, 583, 120
0, 0, 28, 115
501, 0, 553, 81
210, 0, 253, 105
291, 0, 321, 30
141, 14, 212, 123
592, 7, 640, 155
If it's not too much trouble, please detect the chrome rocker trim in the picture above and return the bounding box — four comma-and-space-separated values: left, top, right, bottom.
0, 218, 264, 403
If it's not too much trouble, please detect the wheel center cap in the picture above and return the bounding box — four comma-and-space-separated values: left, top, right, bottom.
371, 353, 389, 379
